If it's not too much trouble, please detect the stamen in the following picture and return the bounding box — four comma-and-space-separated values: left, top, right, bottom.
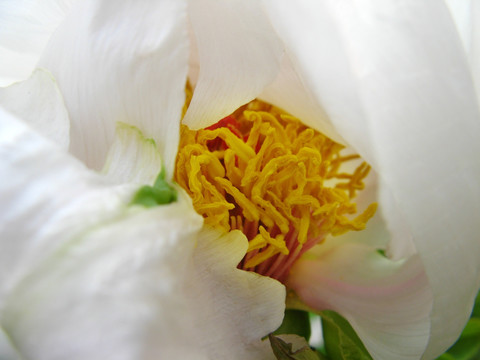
175, 99, 377, 282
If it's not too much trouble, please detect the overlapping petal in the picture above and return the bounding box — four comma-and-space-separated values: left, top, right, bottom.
36, 0, 189, 177
0, 0, 75, 86
0, 99, 285, 359
187, 227, 285, 359
183, 0, 284, 130
263, 1, 480, 358
0, 68, 70, 149
445, 0, 480, 100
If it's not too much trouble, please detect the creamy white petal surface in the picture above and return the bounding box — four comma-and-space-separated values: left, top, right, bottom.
264, 1, 480, 358
289, 242, 432, 360
101, 123, 163, 186
37, 0, 189, 177
445, 0, 480, 103
0, 328, 19, 360
187, 228, 285, 360
0, 68, 70, 150
0, 106, 139, 303
0, 0, 75, 86
183, 0, 284, 130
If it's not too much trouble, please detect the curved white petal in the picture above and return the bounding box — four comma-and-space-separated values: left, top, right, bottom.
187, 227, 286, 359
1, 196, 205, 360
264, 1, 480, 358
379, 180, 416, 261
262, 0, 375, 165
332, 167, 393, 251
0, 106, 285, 359
0, 68, 70, 150
288, 242, 432, 360
444, 0, 480, 104
0, 328, 19, 360
183, 0, 284, 129
38, 0, 189, 177
0, 106, 136, 298
0, 46, 38, 87
258, 43, 346, 145
0, 0, 75, 86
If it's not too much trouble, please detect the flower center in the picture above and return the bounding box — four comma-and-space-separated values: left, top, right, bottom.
175, 100, 376, 282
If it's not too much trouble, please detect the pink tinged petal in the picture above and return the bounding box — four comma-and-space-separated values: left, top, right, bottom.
182, 0, 284, 130
38, 0, 190, 177
187, 228, 286, 359
288, 242, 432, 360
264, 1, 480, 357
0, 0, 75, 86
0, 68, 70, 150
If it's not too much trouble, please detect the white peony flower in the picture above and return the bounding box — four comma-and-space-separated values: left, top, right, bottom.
1, 1, 479, 360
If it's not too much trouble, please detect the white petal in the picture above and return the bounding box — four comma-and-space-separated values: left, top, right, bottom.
264, 1, 480, 357
0, 0, 74, 85
258, 45, 346, 145
0, 106, 136, 299
1, 195, 205, 360
379, 181, 416, 261
0, 46, 38, 87
333, 168, 393, 251
38, 0, 189, 177
101, 123, 162, 186
288, 242, 432, 360
0, 68, 70, 150
0, 328, 19, 360
1, 108, 284, 359
182, 0, 284, 129
262, 0, 375, 165
0, 104, 198, 359
444, 0, 480, 104
188, 227, 286, 359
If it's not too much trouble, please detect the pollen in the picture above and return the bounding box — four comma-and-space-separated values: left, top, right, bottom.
175, 99, 377, 282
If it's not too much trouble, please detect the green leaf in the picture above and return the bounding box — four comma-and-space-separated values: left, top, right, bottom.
315, 349, 331, 360
436, 354, 457, 360
274, 310, 312, 341
472, 291, 480, 318
269, 334, 321, 360
320, 310, 373, 360
130, 169, 177, 207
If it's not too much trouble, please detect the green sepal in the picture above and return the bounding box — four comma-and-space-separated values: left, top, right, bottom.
130, 168, 177, 207
285, 292, 372, 360
269, 334, 321, 360
320, 310, 372, 360
274, 309, 312, 341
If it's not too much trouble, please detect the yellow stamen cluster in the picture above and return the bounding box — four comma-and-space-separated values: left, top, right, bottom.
175, 100, 376, 280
